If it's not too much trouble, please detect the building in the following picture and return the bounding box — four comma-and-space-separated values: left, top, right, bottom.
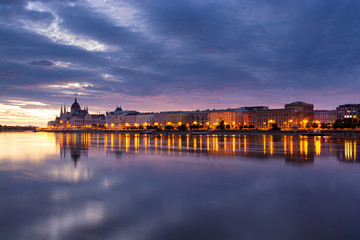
314, 110, 336, 124
136, 113, 155, 127
188, 110, 210, 126
239, 106, 269, 127
284, 101, 314, 126
208, 110, 244, 129
106, 106, 138, 128
164, 111, 189, 127
154, 113, 167, 128
250, 108, 298, 129
50, 97, 105, 128
336, 104, 360, 120
85, 114, 106, 127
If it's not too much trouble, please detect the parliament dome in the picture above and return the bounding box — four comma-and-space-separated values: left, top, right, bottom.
71, 97, 81, 113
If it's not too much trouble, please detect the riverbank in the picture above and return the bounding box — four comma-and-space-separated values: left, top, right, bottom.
37, 129, 360, 137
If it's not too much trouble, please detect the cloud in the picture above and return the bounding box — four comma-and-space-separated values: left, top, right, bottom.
29, 60, 54, 67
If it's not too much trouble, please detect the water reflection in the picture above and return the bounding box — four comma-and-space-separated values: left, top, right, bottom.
337, 139, 359, 162
57, 133, 89, 167
1, 132, 360, 240
53, 133, 360, 165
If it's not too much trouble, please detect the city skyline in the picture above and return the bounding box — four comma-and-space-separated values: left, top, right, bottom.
1, 0, 360, 126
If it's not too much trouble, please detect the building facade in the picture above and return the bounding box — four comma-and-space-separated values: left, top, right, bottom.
49, 98, 105, 128
336, 104, 360, 120
208, 110, 244, 129
250, 109, 298, 129
284, 101, 314, 125
314, 110, 336, 124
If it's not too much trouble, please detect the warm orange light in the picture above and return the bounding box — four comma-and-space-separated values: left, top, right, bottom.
154, 122, 158, 126
193, 121, 197, 125
178, 122, 182, 126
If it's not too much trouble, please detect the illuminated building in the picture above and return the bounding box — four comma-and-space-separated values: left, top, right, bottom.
189, 110, 210, 126
336, 104, 360, 120
49, 97, 105, 128
136, 113, 155, 127
248, 102, 314, 129
285, 101, 314, 124
250, 108, 298, 129
314, 110, 336, 124
154, 113, 167, 127
105, 106, 138, 128
208, 110, 245, 129
164, 111, 189, 127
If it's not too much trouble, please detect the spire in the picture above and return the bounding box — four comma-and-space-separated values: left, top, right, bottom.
74, 96, 77, 103
60, 104, 63, 115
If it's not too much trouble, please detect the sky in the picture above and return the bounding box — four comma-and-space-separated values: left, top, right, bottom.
1, 0, 359, 126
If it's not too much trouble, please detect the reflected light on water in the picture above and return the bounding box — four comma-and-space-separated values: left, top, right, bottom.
344, 140, 357, 162
315, 137, 321, 156
33, 201, 105, 240
0, 132, 57, 163
263, 135, 266, 155
1, 133, 360, 171
48, 166, 92, 182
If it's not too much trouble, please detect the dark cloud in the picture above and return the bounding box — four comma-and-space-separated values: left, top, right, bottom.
29, 60, 54, 66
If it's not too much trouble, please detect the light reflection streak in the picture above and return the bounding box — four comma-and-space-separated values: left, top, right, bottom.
125, 134, 130, 153
186, 134, 189, 150
263, 135, 266, 154
135, 134, 139, 154
154, 136, 158, 154
207, 135, 210, 151
178, 135, 182, 150
304, 137, 308, 156
232, 135, 236, 153
315, 137, 321, 156
244, 135, 247, 154
194, 137, 197, 151
167, 136, 171, 156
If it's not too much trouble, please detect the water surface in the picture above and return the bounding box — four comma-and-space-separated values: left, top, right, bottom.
0, 132, 359, 240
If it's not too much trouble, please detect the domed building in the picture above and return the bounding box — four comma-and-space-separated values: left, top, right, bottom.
50, 97, 105, 128
71, 97, 81, 114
